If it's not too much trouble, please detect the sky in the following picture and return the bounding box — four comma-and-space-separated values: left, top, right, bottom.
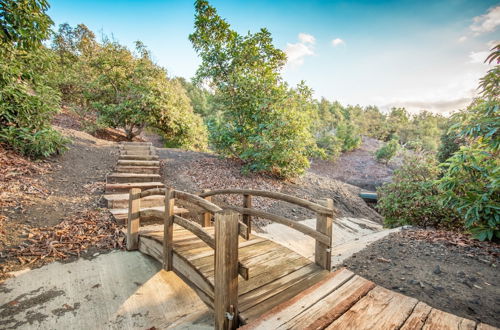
47, 0, 500, 115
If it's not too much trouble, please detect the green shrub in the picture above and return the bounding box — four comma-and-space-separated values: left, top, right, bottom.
375, 138, 399, 164
0, 126, 69, 158
336, 122, 362, 152
377, 153, 461, 229
438, 142, 499, 240
316, 133, 342, 160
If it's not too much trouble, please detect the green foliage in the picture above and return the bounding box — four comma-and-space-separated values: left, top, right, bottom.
377, 153, 460, 229
189, 0, 317, 177
0, 0, 53, 54
375, 138, 399, 164
0, 0, 68, 158
176, 77, 215, 118
0, 126, 68, 157
336, 122, 362, 151
436, 44, 499, 241
316, 133, 342, 160
438, 142, 499, 240
437, 115, 463, 163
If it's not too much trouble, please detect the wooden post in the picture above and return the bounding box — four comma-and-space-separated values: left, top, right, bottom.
126, 188, 141, 250
201, 189, 212, 227
214, 211, 239, 330
242, 194, 252, 237
315, 198, 334, 271
163, 187, 175, 271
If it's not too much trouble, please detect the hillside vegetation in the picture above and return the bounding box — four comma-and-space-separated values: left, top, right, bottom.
0, 0, 498, 240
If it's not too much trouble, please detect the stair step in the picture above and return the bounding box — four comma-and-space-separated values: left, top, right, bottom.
105, 182, 165, 193
117, 160, 160, 167
119, 150, 155, 156
104, 193, 165, 208
110, 205, 188, 222
115, 166, 160, 174
107, 173, 161, 184
119, 155, 159, 161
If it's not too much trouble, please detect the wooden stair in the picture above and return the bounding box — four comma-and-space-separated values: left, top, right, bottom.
106, 142, 167, 222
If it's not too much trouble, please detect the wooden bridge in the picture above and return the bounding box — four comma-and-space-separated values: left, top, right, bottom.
108, 142, 497, 330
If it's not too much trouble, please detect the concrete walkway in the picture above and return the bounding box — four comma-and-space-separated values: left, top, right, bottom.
255, 217, 400, 267
0, 251, 213, 329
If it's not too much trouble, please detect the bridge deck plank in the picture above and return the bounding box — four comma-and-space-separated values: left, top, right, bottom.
137, 225, 328, 325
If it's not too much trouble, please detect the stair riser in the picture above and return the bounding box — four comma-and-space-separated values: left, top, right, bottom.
108, 197, 164, 209
119, 155, 159, 161
117, 161, 160, 167
120, 150, 156, 156
120, 142, 152, 146
107, 176, 160, 184
115, 166, 160, 174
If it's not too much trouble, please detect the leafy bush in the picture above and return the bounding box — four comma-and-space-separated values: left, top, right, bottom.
0, 126, 69, 158
0, 1, 69, 158
377, 153, 461, 229
336, 122, 362, 152
375, 138, 399, 164
316, 133, 342, 160
438, 142, 499, 240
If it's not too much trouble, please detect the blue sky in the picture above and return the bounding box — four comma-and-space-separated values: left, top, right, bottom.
48, 0, 500, 114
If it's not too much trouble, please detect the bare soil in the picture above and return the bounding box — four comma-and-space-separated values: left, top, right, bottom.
343, 229, 500, 327
310, 136, 400, 191
157, 148, 382, 225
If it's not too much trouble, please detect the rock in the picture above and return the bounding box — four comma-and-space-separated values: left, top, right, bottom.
93, 253, 100, 257
433, 265, 442, 275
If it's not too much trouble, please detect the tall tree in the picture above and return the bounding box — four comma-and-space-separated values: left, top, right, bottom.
189, 0, 317, 177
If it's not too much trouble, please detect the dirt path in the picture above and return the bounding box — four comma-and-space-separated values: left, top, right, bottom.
343, 229, 500, 327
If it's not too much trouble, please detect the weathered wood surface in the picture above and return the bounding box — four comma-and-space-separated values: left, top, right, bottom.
225, 205, 330, 245
241, 273, 494, 330
117, 160, 160, 166
135, 225, 329, 325
107, 173, 161, 183
120, 154, 159, 161
105, 181, 164, 193
315, 198, 333, 270
199, 188, 333, 215
115, 165, 160, 174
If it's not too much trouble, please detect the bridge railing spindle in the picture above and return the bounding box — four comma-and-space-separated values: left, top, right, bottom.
314, 198, 334, 271
163, 187, 175, 271
126, 188, 141, 250
214, 211, 239, 330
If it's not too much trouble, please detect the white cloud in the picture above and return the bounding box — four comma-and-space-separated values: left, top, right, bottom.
470, 6, 500, 35
458, 36, 467, 43
298, 33, 315, 44
285, 33, 315, 67
469, 50, 489, 64
331, 38, 345, 47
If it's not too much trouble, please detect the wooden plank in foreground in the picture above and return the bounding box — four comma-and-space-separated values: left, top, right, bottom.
284, 275, 376, 329
326, 286, 418, 330
422, 309, 476, 330
240, 268, 353, 328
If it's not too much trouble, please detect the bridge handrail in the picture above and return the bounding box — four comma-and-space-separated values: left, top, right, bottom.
224, 206, 330, 245
199, 189, 333, 215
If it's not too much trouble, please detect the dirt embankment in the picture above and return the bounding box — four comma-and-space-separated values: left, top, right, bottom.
158, 148, 382, 224
310, 136, 399, 191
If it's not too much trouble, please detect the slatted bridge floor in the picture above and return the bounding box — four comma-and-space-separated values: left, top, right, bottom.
135, 224, 330, 324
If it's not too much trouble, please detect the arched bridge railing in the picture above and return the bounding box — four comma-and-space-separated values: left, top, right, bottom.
125, 187, 335, 330
199, 189, 335, 271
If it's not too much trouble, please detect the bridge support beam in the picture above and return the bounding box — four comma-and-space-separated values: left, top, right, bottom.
126, 188, 141, 250
214, 211, 239, 330
315, 198, 334, 271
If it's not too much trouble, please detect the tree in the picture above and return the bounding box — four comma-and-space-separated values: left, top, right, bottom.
438, 44, 499, 241
85, 40, 208, 149
375, 138, 399, 164
0, 0, 68, 157
189, 0, 318, 177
